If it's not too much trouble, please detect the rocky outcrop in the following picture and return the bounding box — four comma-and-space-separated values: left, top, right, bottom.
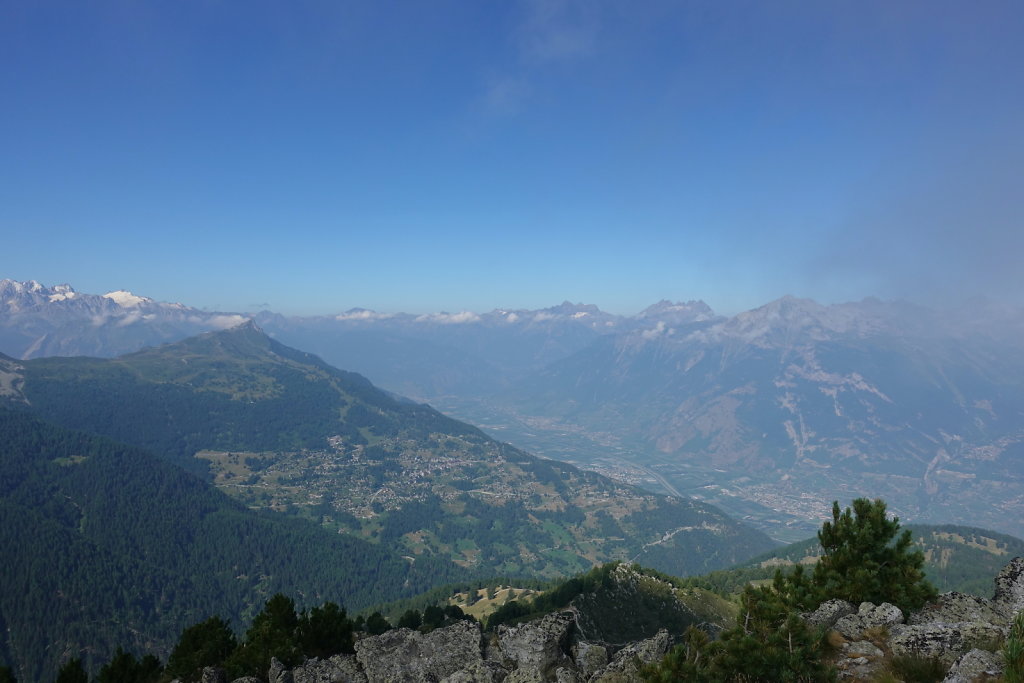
354, 619, 484, 682
289, 654, 366, 683
832, 602, 903, 640
888, 622, 1006, 666
589, 630, 671, 682
803, 599, 856, 631
258, 557, 1024, 683
259, 609, 672, 683
496, 611, 575, 677
806, 556, 1024, 679
994, 557, 1024, 618
907, 591, 1008, 628
942, 648, 1005, 683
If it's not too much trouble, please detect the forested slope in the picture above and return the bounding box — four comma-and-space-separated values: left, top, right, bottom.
0, 410, 463, 681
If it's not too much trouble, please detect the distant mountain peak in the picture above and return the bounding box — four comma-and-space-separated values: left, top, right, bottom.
545, 301, 603, 316
636, 299, 715, 322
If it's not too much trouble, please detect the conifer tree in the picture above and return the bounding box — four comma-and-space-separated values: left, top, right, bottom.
226, 594, 300, 678
55, 658, 88, 683
807, 499, 936, 612
165, 616, 237, 681
298, 602, 354, 657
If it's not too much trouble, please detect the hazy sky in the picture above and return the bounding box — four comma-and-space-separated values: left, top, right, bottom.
3, 1, 1022, 315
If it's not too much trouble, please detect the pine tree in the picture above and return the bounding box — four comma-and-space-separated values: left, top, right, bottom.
397, 609, 423, 630
808, 499, 936, 612
226, 594, 300, 678
298, 602, 354, 657
55, 658, 88, 683
165, 616, 237, 681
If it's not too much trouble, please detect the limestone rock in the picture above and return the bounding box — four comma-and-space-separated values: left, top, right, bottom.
441, 660, 509, 683
833, 602, 904, 640
888, 622, 1005, 666
993, 557, 1024, 618
803, 599, 856, 631
909, 592, 1008, 628
355, 619, 484, 682
229, 678, 263, 683
553, 667, 579, 683
503, 669, 545, 683
942, 648, 1004, 683
497, 611, 575, 677
269, 657, 292, 683
590, 629, 671, 682
571, 641, 608, 679
291, 654, 367, 683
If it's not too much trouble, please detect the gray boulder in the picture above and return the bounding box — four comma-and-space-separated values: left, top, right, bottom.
229, 678, 263, 683
355, 619, 484, 682
497, 611, 576, 678
833, 602, 904, 640
888, 622, 1005, 666
291, 654, 367, 683
503, 670, 545, 683
909, 591, 1008, 628
269, 657, 292, 683
803, 599, 856, 631
590, 629, 671, 682
441, 660, 510, 683
942, 648, 1004, 683
993, 556, 1024, 618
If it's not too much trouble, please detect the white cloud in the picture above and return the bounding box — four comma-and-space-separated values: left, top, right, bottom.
641, 321, 675, 340
205, 314, 249, 329
415, 311, 481, 324
335, 309, 394, 321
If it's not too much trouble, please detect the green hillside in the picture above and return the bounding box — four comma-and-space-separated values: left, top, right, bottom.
7, 323, 776, 580
0, 410, 463, 681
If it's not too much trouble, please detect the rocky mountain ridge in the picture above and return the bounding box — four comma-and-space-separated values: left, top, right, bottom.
193, 558, 1024, 682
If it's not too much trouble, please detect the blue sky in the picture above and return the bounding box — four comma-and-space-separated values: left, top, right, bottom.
2, 1, 1022, 315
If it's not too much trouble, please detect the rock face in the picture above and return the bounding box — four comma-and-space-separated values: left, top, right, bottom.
832, 602, 904, 640
994, 557, 1024, 618
803, 599, 856, 631
264, 610, 674, 683
263, 557, 1024, 683
888, 622, 1006, 666
589, 630, 671, 682
497, 612, 576, 677
290, 655, 366, 683
942, 648, 1005, 683
907, 591, 1008, 628
354, 619, 484, 682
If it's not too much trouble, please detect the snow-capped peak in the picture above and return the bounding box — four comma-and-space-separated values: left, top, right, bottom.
103, 290, 151, 308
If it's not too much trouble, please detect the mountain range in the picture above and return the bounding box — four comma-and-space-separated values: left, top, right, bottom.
0, 314, 776, 678
3, 279, 1022, 541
